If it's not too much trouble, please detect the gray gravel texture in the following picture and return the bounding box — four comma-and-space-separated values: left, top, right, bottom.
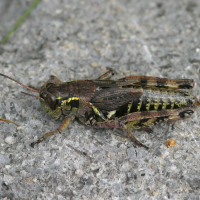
0, 0, 200, 199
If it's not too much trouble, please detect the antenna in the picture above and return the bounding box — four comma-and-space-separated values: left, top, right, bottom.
21, 92, 44, 101
0, 73, 39, 93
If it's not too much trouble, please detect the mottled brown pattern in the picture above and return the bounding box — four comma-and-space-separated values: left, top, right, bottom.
0, 70, 199, 149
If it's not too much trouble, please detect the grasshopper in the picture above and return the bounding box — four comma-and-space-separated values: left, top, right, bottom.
0, 70, 199, 149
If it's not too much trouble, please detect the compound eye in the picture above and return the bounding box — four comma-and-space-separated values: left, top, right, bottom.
47, 93, 56, 109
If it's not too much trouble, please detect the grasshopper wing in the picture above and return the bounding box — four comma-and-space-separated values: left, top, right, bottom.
91, 87, 143, 111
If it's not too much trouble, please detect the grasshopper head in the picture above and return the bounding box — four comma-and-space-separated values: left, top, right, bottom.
38, 76, 63, 119
0, 74, 63, 119
39, 88, 61, 118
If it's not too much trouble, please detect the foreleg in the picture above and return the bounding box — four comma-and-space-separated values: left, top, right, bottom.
30, 117, 72, 147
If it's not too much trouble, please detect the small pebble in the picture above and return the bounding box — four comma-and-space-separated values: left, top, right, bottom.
5, 136, 14, 144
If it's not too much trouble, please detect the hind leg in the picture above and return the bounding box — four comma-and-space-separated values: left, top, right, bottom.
92, 107, 195, 149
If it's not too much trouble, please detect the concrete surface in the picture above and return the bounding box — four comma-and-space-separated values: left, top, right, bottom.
0, 0, 200, 199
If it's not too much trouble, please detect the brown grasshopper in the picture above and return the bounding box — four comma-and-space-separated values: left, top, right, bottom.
0, 70, 199, 149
